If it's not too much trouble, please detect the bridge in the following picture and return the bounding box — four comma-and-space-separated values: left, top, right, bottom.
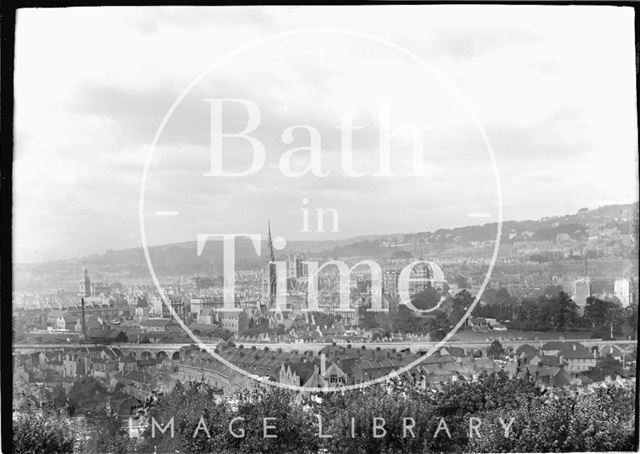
12, 342, 220, 360
13, 338, 636, 358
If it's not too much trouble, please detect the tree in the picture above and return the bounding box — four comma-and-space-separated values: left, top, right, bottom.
13, 411, 78, 454
583, 297, 618, 328
425, 310, 450, 341
67, 377, 109, 416
583, 355, 623, 382
546, 292, 579, 331
453, 275, 469, 289
315, 381, 438, 453
411, 287, 440, 310
449, 290, 474, 326
494, 287, 514, 305
131, 373, 635, 454
542, 285, 563, 298
140, 383, 319, 454
487, 339, 505, 359
469, 387, 636, 452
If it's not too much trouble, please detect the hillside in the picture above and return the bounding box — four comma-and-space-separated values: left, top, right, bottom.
13, 202, 638, 290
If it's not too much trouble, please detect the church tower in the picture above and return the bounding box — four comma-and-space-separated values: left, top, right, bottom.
79, 267, 91, 298
262, 221, 277, 309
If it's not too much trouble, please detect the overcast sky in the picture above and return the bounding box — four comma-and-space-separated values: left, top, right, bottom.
14, 6, 638, 263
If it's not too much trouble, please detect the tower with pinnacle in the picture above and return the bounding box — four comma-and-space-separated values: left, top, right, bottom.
261, 221, 277, 309
79, 267, 91, 298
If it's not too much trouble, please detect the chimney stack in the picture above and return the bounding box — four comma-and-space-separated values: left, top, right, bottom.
81, 297, 87, 341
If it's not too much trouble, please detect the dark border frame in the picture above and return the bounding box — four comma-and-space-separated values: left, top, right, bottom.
1, 2, 638, 453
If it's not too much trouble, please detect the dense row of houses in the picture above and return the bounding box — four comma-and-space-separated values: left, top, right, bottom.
14, 338, 636, 408
13, 345, 180, 400
175, 339, 635, 393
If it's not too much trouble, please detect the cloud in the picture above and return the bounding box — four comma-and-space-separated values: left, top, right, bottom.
13, 5, 638, 263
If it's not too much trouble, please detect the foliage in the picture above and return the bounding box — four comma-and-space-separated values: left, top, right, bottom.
139, 382, 319, 454
583, 355, 623, 382
487, 339, 505, 359
391, 305, 449, 339
129, 372, 637, 454
67, 377, 109, 416
469, 387, 636, 452
474, 288, 515, 322
511, 292, 580, 331
410, 287, 440, 310
13, 411, 78, 454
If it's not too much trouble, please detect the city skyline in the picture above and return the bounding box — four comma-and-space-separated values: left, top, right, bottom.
12, 201, 637, 266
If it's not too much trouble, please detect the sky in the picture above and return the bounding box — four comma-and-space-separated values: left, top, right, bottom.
14, 5, 638, 263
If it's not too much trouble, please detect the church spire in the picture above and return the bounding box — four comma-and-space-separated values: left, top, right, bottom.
263, 220, 277, 309
267, 220, 275, 262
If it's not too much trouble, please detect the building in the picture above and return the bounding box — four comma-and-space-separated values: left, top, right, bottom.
540, 341, 596, 373
573, 279, 591, 311
140, 318, 177, 332
217, 310, 249, 334
563, 278, 591, 311
288, 252, 307, 279
558, 345, 596, 373
614, 278, 631, 307
86, 329, 128, 343
46, 310, 77, 331
79, 267, 91, 298
190, 297, 222, 316
63, 352, 89, 378
178, 355, 256, 394
261, 221, 277, 309
150, 295, 186, 318
383, 269, 399, 298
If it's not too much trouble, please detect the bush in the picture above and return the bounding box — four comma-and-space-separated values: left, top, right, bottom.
13, 411, 78, 454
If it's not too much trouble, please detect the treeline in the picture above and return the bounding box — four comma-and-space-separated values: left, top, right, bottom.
15, 371, 633, 453
12, 372, 637, 453
473, 289, 638, 337
13, 376, 141, 454
389, 286, 638, 339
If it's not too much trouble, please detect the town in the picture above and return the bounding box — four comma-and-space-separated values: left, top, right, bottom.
12, 205, 638, 451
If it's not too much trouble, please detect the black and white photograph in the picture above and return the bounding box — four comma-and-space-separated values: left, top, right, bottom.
4, 4, 639, 453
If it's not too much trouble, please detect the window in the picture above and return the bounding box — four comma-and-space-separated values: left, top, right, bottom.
330, 374, 338, 383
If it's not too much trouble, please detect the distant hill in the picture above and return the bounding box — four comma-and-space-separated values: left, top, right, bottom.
13, 202, 638, 290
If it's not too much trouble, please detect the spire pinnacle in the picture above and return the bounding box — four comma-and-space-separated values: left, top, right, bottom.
267, 220, 275, 261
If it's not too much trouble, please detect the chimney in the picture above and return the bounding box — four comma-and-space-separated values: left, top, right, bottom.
572, 344, 576, 351
81, 298, 87, 341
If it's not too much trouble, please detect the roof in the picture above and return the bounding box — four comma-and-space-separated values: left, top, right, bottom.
541, 341, 587, 351
47, 310, 77, 323
140, 318, 173, 327
188, 323, 222, 335
137, 359, 158, 367
536, 355, 561, 366
120, 370, 153, 384
516, 344, 539, 359
560, 349, 594, 360
441, 346, 467, 357
86, 329, 127, 340
599, 345, 625, 355
286, 361, 318, 383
